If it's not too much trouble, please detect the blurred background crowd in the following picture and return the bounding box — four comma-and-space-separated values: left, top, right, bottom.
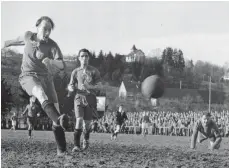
2, 110, 229, 137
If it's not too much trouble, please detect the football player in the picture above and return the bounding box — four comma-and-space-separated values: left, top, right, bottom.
3, 16, 69, 156
68, 48, 101, 152
190, 112, 222, 150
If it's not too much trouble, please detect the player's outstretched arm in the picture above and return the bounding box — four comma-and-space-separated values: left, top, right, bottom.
3, 34, 26, 48
190, 122, 198, 149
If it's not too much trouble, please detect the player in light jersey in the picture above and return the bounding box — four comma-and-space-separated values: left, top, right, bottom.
190, 112, 222, 150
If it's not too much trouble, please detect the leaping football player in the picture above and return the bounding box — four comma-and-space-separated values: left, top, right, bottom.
3, 16, 69, 156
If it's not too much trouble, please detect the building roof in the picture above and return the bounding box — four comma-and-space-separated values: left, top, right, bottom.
122, 80, 141, 95
119, 82, 127, 93
126, 45, 145, 63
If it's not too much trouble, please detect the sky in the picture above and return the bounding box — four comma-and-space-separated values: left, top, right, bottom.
1, 1, 229, 66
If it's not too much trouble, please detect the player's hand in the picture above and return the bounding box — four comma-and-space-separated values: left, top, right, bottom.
81, 84, 90, 93
42, 58, 52, 73
67, 85, 75, 92
42, 58, 63, 76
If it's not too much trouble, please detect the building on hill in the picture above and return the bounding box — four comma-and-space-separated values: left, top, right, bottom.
126, 45, 145, 63
119, 81, 127, 99
118, 79, 141, 100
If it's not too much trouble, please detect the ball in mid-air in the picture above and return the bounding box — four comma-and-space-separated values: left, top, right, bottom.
141, 75, 164, 99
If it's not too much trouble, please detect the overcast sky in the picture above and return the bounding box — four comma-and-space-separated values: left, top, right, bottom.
1, 1, 229, 66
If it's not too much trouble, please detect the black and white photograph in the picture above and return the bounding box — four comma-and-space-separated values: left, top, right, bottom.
1, 1, 229, 167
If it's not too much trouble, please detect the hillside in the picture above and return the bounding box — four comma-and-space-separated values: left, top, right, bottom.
1, 55, 229, 112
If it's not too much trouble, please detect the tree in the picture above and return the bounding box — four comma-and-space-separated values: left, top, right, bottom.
183, 59, 195, 85
161, 47, 174, 76
89, 51, 97, 67
193, 60, 225, 84
177, 49, 185, 73
140, 57, 164, 81
1, 79, 13, 116
105, 51, 115, 80
131, 61, 143, 81
97, 50, 104, 64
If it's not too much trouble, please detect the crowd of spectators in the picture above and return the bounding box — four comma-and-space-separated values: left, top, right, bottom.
91, 110, 229, 137
2, 110, 229, 137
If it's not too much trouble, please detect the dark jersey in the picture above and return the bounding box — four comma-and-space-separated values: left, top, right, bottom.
115, 111, 124, 125
142, 115, 150, 123
122, 112, 128, 122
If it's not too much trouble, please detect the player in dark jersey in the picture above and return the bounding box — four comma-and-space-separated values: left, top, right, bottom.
22, 97, 40, 139
190, 112, 222, 151
68, 48, 101, 152
3, 16, 68, 156
111, 105, 127, 140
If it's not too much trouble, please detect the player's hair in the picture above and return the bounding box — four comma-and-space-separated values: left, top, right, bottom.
78, 48, 91, 57
36, 16, 55, 29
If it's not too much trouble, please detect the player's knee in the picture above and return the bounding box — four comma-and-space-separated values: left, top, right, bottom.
28, 125, 32, 130
32, 85, 48, 104
75, 117, 83, 129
